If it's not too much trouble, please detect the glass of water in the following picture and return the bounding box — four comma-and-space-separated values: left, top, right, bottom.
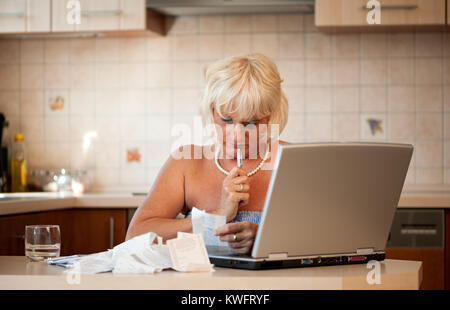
25, 225, 61, 261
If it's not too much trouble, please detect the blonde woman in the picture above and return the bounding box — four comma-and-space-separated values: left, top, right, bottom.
126, 53, 289, 254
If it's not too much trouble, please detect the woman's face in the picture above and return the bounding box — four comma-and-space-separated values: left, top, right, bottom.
212, 109, 270, 159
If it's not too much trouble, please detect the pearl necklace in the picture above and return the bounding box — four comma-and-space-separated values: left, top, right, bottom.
214, 146, 270, 177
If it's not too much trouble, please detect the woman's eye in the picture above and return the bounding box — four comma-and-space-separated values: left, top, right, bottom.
221, 118, 233, 124
244, 120, 258, 126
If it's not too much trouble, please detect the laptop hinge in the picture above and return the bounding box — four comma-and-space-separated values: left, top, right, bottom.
267, 253, 288, 260
356, 248, 374, 255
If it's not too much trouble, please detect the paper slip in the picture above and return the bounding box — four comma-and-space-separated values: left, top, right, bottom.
167, 232, 214, 272
191, 207, 228, 247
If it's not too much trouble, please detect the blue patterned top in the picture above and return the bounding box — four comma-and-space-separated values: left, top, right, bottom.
185, 210, 262, 225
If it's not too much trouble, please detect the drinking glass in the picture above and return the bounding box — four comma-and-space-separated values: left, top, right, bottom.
25, 225, 61, 261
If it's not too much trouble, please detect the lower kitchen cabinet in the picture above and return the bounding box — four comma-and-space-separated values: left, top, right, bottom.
0, 208, 127, 256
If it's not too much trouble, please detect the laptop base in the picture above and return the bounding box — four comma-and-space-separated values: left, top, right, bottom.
209, 253, 386, 270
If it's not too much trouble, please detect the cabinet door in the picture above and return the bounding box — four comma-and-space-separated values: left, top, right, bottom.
0, 209, 127, 256
0, 0, 50, 33
315, 0, 445, 27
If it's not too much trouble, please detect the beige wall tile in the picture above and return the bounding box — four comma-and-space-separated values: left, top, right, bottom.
224, 34, 251, 57
304, 15, 317, 33
171, 35, 198, 61
388, 58, 414, 85
279, 33, 304, 59
147, 62, 171, 88
445, 140, 450, 167
120, 90, 146, 115
445, 58, 450, 85
388, 33, 414, 57
305, 114, 332, 141
44, 142, 70, 168
167, 16, 198, 35
361, 33, 387, 58
147, 115, 172, 141
21, 64, 44, 89
445, 86, 450, 112
388, 113, 415, 140
120, 167, 147, 185
96, 117, 120, 142
69, 39, 95, 63
361, 87, 387, 112
333, 34, 360, 58
277, 60, 304, 86
333, 59, 360, 85
0, 91, 19, 117
26, 142, 44, 169
45, 116, 69, 142
95, 63, 120, 89
251, 33, 278, 59
388, 86, 415, 112
284, 87, 304, 113
20, 90, 44, 116
199, 16, 224, 34
0, 40, 19, 64
416, 169, 443, 184
361, 59, 387, 85
306, 33, 331, 58
148, 36, 171, 61
416, 113, 442, 140
45, 64, 69, 89
148, 88, 171, 114
20, 40, 44, 63
95, 90, 120, 116
172, 62, 200, 88
44, 39, 69, 63
44, 90, 69, 116
415, 58, 443, 85
69, 64, 94, 89
120, 141, 148, 168
225, 15, 251, 33
415, 33, 443, 57
93, 168, 119, 187
147, 141, 171, 167
198, 35, 224, 60
445, 113, 450, 139
120, 117, 146, 141
416, 86, 442, 112
334, 87, 359, 112
278, 14, 303, 32
68, 116, 96, 142
20, 117, 45, 142
333, 113, 360, 141
95, 142, 120, 168
281, 113, 304, 143
360, 113, 386, 140
119, 38, 147, 62
70, 142, 96, 169
69, 90, 95, 116
0, 64, 19, 90
121, 63, 146, 89
95, 38, 120, 62
251, 14, 277, 32
305, 87, 332, 113
307, 59, 331, 85
405, 167, 416, 184
173, 88, 201, 114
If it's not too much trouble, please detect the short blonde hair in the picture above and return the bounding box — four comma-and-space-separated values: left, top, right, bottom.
200, 53, 289, 134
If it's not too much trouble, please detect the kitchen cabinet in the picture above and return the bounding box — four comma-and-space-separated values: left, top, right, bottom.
0, 0, 165, 37
0, 208, 127, 256
0, 0, 51, 33
315, 0, 446, 32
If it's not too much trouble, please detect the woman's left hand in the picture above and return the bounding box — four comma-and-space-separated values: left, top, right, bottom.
214, 221, 258, 254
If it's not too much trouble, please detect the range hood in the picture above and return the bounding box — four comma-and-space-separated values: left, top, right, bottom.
146, 0, 315, 16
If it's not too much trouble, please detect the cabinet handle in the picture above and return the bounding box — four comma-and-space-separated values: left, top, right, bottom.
109, 217, 114, 249
362, 5, 418, 10
0, 12, 25, 17
81, 10, 123, 16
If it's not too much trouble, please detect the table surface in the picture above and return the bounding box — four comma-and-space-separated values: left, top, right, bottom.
0, 256, 422, 290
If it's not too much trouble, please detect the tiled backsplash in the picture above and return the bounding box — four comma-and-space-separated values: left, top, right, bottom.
0, 14, 449, 191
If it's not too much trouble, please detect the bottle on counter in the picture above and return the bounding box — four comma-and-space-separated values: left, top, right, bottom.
11, 133, 27, 192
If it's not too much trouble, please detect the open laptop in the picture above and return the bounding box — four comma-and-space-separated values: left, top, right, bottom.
207, 142, 413, 270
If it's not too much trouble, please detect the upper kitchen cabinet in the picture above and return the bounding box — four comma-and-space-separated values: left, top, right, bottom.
315, 0, 446, 32
0, 0, 51, 33
0, 0, 165, 37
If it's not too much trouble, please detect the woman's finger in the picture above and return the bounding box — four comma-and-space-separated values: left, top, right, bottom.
233, 184, 249, 192
214, 222, 245, 236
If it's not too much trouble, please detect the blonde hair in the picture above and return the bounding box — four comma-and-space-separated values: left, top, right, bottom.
200, 53, 289, 134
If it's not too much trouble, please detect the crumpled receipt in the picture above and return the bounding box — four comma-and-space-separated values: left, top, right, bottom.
191, 207, 228, 247
51, 231, 214, 275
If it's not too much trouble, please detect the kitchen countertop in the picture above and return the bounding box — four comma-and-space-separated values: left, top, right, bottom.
1, 188, 450, 216
0, 256, 422, 290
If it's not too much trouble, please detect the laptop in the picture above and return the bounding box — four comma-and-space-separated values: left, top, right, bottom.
207, 142, 413, 270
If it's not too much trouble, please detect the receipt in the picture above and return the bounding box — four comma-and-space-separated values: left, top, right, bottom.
167, 232, 214, 272
191, 207, 227, 247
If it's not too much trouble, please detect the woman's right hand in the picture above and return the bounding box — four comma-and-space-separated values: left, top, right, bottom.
212, 167, 250, 222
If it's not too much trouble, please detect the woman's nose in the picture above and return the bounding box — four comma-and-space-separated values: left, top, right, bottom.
233, 124, 246, 144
